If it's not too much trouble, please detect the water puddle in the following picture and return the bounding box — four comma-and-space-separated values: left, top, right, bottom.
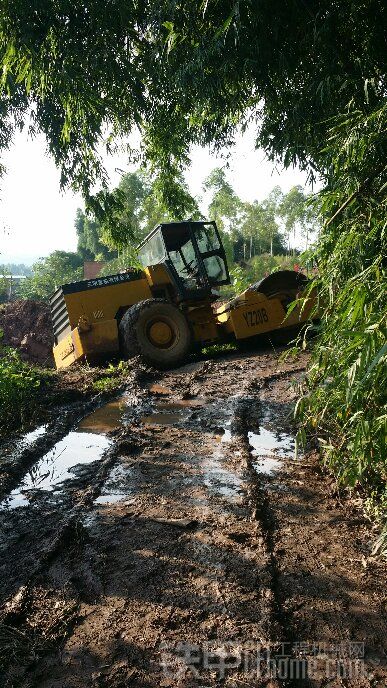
141, 411, 183, 426
141, 397, 207, 426
204, 431, 244, 503
22, 424, 48, 446
203, 458, 244, 500
248, 419, 296, 476
248, 427, 295, 457
253, 457, 283, 475
1, 432, 112, 509
0, 397, 131, 510
221, 422, 232, 443
77, 395, 128, 434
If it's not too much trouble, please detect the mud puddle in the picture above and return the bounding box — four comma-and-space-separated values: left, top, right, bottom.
22, 423, 48, 446
0, 395, 130, 509
248, 408, 297, 475
203, 452, 244, 501
141, 397, 206, 426
77, 394, 129, 433
1, 432, 112, 509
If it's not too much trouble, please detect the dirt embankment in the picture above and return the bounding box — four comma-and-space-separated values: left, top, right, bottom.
0, 299, 54, 366
0, 348, 385, 687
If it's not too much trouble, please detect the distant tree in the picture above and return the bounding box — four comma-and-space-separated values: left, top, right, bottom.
279, 186, 319, 252
20, 252, 83, 300
240, 197, 286, 258
86, 169, 201, 260
203, 168, 242, 234
0, 270, 10, 302
0, 263, 32, 276
76, 209, 117, 261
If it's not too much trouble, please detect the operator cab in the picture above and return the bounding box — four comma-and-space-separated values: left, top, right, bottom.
137, 221, 230, 299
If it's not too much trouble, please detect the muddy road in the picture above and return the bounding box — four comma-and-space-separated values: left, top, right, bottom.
0, 348, 386, 687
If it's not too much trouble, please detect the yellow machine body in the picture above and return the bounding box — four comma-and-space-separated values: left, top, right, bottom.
52, 268, 154, 369
51, 264, 219, 369
50, 221, 316, 369
215, 286, 315, 339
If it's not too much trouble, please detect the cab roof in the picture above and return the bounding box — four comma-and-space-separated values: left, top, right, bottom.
136, 220, 214, 251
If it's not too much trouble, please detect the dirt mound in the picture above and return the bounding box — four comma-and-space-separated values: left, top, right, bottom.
0, 299, 54, 366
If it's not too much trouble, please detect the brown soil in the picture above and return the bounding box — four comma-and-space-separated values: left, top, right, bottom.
0, 299, 54, 366
0, 347, 385, 687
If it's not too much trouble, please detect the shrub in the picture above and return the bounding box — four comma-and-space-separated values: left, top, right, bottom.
0, 344, 47, 435
296, 106, 387, 535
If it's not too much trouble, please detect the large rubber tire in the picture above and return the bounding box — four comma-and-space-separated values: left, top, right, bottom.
119, 299, 192, 368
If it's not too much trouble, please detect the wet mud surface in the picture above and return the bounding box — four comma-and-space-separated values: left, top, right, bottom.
0, 348, 385, 687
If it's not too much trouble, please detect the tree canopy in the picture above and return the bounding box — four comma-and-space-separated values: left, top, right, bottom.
0, 2, 385, 524
0, 1, 384, 202
19, 251, 83, 300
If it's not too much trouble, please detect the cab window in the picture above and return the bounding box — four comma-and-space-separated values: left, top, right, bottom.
202, 255, 228, 283
138, 233, 165, 267
195, 224, 221, 253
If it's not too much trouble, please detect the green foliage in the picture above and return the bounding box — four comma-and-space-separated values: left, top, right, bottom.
240, 193, 287, 257
0, 263, 32, 276
92, 360, 132, 392
227, 254, 297, 296
228, 265, 253, 294
0, 270, 10, 302
75, 209, 117, 261
279, 186, 319, 253
203, 169, 309, 262
20, 251, 83, 299
96, 169, 201, 252
249, 254, 296, 279
0, 0, 384, 535
0, 344, 47, 434
203, 168, 242, 234
296, 106, 386, 524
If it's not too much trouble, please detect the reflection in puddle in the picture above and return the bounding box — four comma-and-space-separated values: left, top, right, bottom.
141, 411, 183, 426
1, 396, 129, 509
248, 420, 295, 476
221, 422, 232, 443
1, 432, 111, 510
94, 464, 134, 505
22, 424, 48, 446
204, 442, 244, 503
248, 427, 294, 457
77, 396, 128, 434
253, 457, 283, 475
204, 461, 243, 500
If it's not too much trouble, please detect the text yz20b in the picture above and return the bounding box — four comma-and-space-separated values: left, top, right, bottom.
242, 308, 269, 328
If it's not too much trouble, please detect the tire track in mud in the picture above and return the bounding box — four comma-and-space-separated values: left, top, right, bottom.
0, 366, 144, 503
2, 350, 384, 687
1, 352, 294, 687
232, 381, 307, 686
0, 369, 149, 612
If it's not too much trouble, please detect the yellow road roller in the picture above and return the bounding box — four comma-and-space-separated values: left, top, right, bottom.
50, 220, 316, 369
